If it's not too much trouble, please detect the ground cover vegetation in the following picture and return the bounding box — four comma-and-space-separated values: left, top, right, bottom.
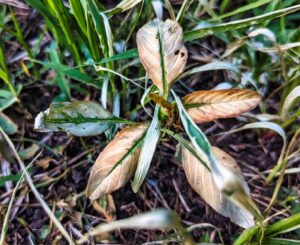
0, 0, 300, 244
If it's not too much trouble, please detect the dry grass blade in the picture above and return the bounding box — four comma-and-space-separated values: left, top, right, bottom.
0, 0, 29, 9
182, 146, 255, 228
87, 123, 148, 200
0, 127, 75, 244
77, 208, 179, 244
183, 89, 261, 123
0, 152, 41, 245
136, 19, 187, 94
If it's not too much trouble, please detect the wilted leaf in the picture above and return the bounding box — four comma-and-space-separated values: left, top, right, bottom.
77, 208, 179, 244
137, 19, 187, 94
34, 101, 114, 136
182, 146, 255, 228
183, 89, 261, 123
173, 90, 262, 221
87, 123, 148, 200
0, 0, 29, 9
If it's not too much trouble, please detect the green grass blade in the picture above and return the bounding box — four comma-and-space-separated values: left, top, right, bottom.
100, 48, 139, 63
132, 105, 161, 192
184, 4, 300, 41
106, 0, 142, 15
32, 59, 101, 89
86, 0, 115, 90
176, 61, 240, 82
214, 0, 272, 20
264, 213, 300, 237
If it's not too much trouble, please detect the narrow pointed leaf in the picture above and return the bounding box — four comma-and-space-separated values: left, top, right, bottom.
106, 0, 142, 15
34, 101, 116, 136
137, 19, 187, 94
132, 106, 161, 192
176, 61, 240, 82
183, 89, 261, 123
87, 123, 148, 200
184, 4, 300, 41
182, 145, 254, 228
77, 209, 178, 244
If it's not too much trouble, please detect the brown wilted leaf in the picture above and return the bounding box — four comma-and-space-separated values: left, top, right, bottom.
182, 146, 255, 228
183, 89, 261, 123
136, 19, 187, 93
87, 123, 148, 200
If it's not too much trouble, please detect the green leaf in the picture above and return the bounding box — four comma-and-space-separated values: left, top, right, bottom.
0, 112, 18, 135
184, 4, 300, 41
261, 238, 300, 245
100, 48, 139, 64
172, 90, 262, 221
32, 59, 101, 89
132, 105, 161, 192
34, 101, 122, 136
281, 85, 300, 119
176, 61, 240, 82
265, 213, 300, 237
0, 89, 19, 111
86, 0, 113, 59
214, 0, 272, 20
106, 0, 142, 15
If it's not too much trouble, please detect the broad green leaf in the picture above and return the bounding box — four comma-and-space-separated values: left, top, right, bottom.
137, 19, 187, 96
87, 123, 148, 200
184, 4, 300, 41
0, 112, 18, 134
172, 90, 262, 221
183, 89, 261, 123
281, 85, 300, 119
175, 61, 240, 82
34, 101, 117, 136
182, 145, 254, 228
77, 209, 179, 244
132, 106, 161, 192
